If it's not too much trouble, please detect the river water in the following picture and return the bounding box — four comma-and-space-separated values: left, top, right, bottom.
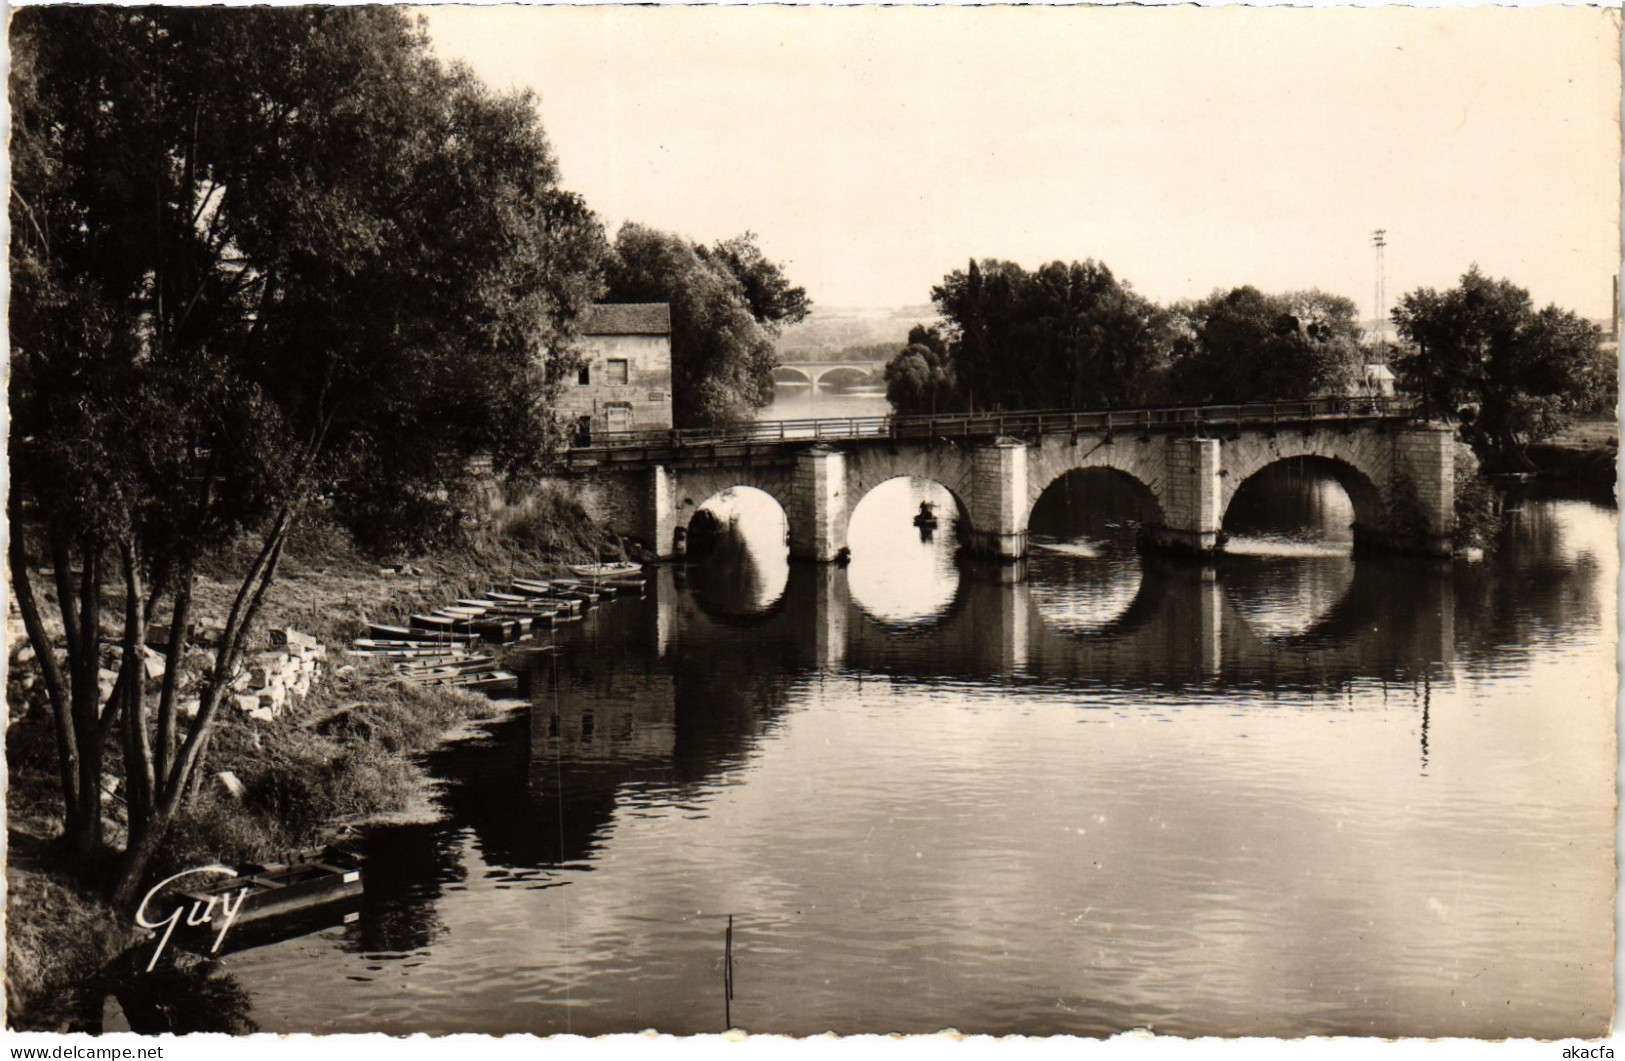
95, 459, 1616, 1039
761, 379, 890, 422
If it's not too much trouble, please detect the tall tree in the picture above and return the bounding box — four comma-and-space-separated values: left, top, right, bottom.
606, 223, 785, 427
1166, 287, 1366, 404
9, 6, 606, 904
1391, 266, 1611, 469
884, 325, 959, 415
698, 232, 811, 335
929, 258, 1170, 412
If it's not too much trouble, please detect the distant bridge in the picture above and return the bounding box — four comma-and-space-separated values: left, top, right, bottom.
772, 361, 881, 387
541, 398, 1457, 561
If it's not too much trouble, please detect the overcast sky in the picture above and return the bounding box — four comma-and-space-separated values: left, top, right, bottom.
419, 5, 1619, 320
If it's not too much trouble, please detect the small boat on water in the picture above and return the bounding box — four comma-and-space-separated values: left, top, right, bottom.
512, 578, 569, 597
478, 595, 573, 614
350, 645, 481, 661
176, 851, 363, 930
416, 612, 524, 641
528, 589, 599, 606
568, 561, 645, 579
395, 657, 501, 680
470, 619, 525, 642
409, 613, 460, 631
352, 637, 476, 653
436, 668, 520, 693
556, 577, 642, 595
369, 623, 477, 644
913, 501, 939, 531
517, 597, 584, 613
168, 850, 365, 961
487, 590, 573, 607
534, 580, 604, 602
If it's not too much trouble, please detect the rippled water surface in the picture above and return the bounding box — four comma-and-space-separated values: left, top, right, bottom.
111, 471, 1617, 1038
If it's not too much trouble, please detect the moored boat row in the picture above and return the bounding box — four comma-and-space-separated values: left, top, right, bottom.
347, 569, 646, 689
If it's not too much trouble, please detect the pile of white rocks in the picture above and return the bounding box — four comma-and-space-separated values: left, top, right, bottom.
223, 627, 328, 723
7, 607, 328, 726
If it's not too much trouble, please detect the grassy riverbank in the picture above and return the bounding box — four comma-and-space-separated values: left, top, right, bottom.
1526, 417, 1618, 494
5, 489, 617, 1030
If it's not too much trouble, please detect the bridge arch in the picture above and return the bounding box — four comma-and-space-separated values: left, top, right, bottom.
843, 445, 978, 551
816, 365, 873, 388
1029, 465, 1167, 537
773, 362, 882, 388
1219, 437, 1389, 539
843, 474, 969, 629
772, 365, 817, 387
680, 484, 793, 615
1026, 436, 1167, 527
848, 472, 972, 528
672, 471, 796, 551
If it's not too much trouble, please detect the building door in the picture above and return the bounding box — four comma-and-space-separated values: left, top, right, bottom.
605, 403, 633, 433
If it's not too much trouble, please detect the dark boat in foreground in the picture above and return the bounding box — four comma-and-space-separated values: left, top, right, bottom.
177, 852, 363, 930
167, 850, 364, 960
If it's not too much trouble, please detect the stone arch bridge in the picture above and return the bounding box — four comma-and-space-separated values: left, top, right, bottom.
771, 361, 882, 388
543, 400, 1455, 561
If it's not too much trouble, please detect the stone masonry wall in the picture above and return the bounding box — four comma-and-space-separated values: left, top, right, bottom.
787, 448, 848, 561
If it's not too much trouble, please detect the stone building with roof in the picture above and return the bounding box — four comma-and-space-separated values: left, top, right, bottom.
558, 302, 672, 441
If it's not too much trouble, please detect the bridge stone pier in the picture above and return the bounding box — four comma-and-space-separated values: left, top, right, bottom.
546, 404, 1458, 563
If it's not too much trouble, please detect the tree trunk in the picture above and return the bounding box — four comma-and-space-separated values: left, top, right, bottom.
7, 522, 80, 836
119, 541, 156, 840
111, 514, 292, 908
153, 566, 194, 785
67, 543, 106, 861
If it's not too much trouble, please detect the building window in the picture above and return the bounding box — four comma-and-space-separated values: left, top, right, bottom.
606, 359, 629, 385
578, 365, 591, 385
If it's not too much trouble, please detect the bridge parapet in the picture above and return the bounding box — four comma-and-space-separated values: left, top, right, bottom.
558, 396, 1417, 468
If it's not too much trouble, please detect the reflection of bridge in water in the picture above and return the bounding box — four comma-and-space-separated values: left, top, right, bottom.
370, 517, 1602, 881
672, 559, 1456, 691
472, 557, 1457, 871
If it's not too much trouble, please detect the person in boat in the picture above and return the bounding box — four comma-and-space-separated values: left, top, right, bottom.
915, 501, 937, 524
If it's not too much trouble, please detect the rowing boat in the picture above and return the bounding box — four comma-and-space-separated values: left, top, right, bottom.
568, 561, 645, 579
369, 623, 477, 644
434, 669, 520, 693
394, 658, 500, 680
352, 637, 478, 652
176, 853, 363, 930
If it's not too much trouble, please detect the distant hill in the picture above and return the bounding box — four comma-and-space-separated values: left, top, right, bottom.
777, 305, 941, 362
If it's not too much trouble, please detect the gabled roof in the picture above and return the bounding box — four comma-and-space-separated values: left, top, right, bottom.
583, 302, 671, 336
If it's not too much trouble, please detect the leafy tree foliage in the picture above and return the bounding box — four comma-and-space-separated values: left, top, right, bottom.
884, 325, 959, 415
928, 259, 1171, 412
1166, 287, 1366, 404
697, 231, 811, 335
1391, 267, 1612, 469
606, 223, 795, 427
9, 6, 605, 902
